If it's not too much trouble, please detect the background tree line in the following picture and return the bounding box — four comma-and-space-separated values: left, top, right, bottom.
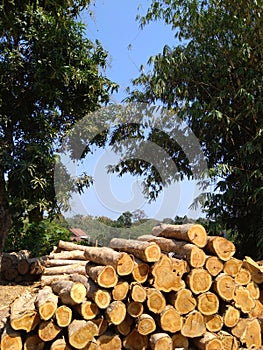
0, 0, 262, 260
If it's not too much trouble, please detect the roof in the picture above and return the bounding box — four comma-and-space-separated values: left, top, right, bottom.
69, 228, 88, 241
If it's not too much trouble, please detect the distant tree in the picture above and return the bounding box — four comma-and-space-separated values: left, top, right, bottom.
132, 209, 147, 222
116, 211, 133, 228
0, 0, 117, 252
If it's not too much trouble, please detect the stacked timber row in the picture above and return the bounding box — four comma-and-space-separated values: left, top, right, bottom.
1, 223, 263, 350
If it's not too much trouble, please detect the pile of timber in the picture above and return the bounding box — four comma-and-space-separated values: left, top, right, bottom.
1, 223, 263, 350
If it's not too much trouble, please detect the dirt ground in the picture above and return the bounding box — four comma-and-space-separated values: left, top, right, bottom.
0, 280, 40, 321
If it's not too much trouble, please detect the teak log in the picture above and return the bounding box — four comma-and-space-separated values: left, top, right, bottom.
110, 237, 161, 262
74, 300, 99, 320
159, 305, 182, 333
171, 333, 189, 350
84, 278, 111, 309
43, 263, 86, 276
127, 301, 144, 318
246, 280, 260, 299
10, 290, 40, 332
35, 285, 58, 320
205, 256, 223, 276
130, 282, 147, 303
68, 319, 98, 349
234, 267, 251, 285
249, 299, 263, 318
242, 256, 263, 284
136, 313, 156, 335
233, 285, 255, 313
205, 236, 235, 261
149, 332, 173, 350
146, 288, 166, 314
168, 288, 196, 314
193, 332, 222, 350
83, 246, 134, 276
218, 331, 239, 350
223, 257, 242, 276
151, 254, 187, 292
152, 223, 207, 247
223, 305, 240, 328
49, 250, 86, 260
38, 320, 61, 341
85, 262, 118, 288
132, 258, 149, 283
112, 280, 129, 301
181, 310, 206, 338
138, 234, 206, 267
24, 333, 44, 350
44, 259, 87, 267
58, 240, 88, 251
213, 273, 235, 301
186, 268, 212, 294
117, 314, 133, 336
106, 300, 126, 325
0, 321, 22, 350
51, 280, 86, 306
197, 292, 219, 315
50, 337, 71, 350
97, 333, 122, 350
123, 329, 148, 350
204, 314, 223, 332
55, 305, 72, 327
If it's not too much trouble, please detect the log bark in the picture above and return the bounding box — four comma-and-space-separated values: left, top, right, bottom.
106, 300, 126, 325
43, 263, 86, 276
123, 329, 148, 350
197, 292, 219, 316
159, 305, 183, 333
168, 288, 196, 314
97, 333, 122, 350
205, 236, 235, 261
38, 320, 61, 342
10, 290, 40, 332
233, 285, 255, 313
44, 259, 87, 267
149, 333, 173, 350
138, 235, 206, 268
132, 258, 149, 283
223, 257, 242, 276
213, 273, 235, 301
136, 313, 156, 335
186, 268, 212, 294
83, 246, 134, 276
112, 280, 129, 301
68, 319, 98, 349
58, 240, 89, 251
74, 300, 99, 320
0, 321, 22, 350
50, 337, 71, 350
84, 279, 111, 309
242, 256, 263, 284
110, 238, 161, 262
127, 301, 144, 318
152, 223, 208, 248
193, 332, 222, 350
205, 256, 223, 277
40, 274, 71, 286
181, 310, 206, 338
51, 280, 86, 306
35, 285, 58, 320
130, 282, 147, 302
146, 288, 166, 314
24, 333, 44, 350
151, 254, 187, 292
204, 314, 223, 333
85, 263, 118, 288
49, 250, 86, 260
55, 305, 72, 327
223, 305, 240, 328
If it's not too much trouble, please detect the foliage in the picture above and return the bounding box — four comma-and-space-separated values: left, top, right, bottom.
0, 0, 117, 251
5, 219, 71, 257
116, 0, 263, 259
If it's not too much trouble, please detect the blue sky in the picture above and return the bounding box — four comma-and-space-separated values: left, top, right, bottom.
61, 0, 206, 221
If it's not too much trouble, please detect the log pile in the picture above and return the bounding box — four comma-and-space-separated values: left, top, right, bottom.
1, 223, 263, 350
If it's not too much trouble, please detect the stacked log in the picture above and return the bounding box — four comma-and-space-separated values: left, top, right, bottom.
1, 223, 263, 350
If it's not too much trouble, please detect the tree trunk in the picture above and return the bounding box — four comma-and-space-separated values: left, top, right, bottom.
146, 288, 166, 314
54, 305, 72, 328
205, 236, 235, 261
49, 250, 86, 260
152, 223, 207, 248
234, 267, 251, 285
0, 167, 11, 254
74, 300, 99, 320
149, 333, 173, 350
159, 305, 182, 333
222, 305, 240, 328
106, 300, 126, 325
38, 320, 61, 342
132, 258, 149, 283
181, 310, 206, 338
130, 282, 147, 303
223, 257, 243, 276
136, 313, 156, 335
205, 256, 223, 277
197, 292, 219, 315
186, 268, 212, 294
112, 280, 129, 301
85, 262, 118, 288
168, 288, 196, 315
51, 280, 86, 306
213, 273, 235, 301
204, 314, 223, 333
109, 238, 161, 262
